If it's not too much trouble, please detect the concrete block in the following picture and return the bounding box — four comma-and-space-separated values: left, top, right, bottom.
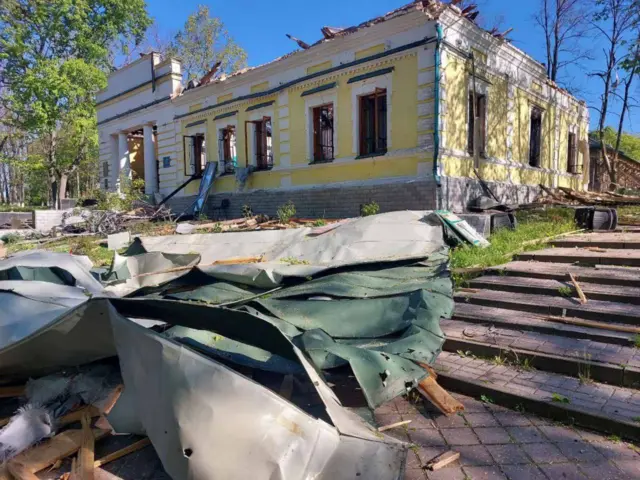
108, 231, 131, 250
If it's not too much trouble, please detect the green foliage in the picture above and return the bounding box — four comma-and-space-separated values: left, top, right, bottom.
0, 233, 21, 244
242, 204, 253, 218
87, 177, 145, 211
598, 127, 640, 162
277, 200, 296, 224
551, 393, 570, 404
212, 223, 223, 233
167, 5, 247, 80
634, 334, 640, 348
312, 219, 327, 227
361, 201, 380, 217
280, 256, 310, 265
557, 286, 573, 297
0, 0, 150, 203
451, 208, 576, 284
480, 395, 494, 404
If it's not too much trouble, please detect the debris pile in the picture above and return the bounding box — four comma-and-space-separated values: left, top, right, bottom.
0, 211, 462, 479
537, 185, 640, 206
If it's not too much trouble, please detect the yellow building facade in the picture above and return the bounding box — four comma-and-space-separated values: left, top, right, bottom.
97, 1, 589, 217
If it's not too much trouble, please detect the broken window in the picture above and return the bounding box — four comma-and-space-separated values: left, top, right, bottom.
567, 131, 578, 174
184, 134, 206, 176
359, 88, 387, 156
529, 106, 543, 168
253, 117, 273, 170
102, 162, 109, 179
467, 91, 486, 158
218, 126, 237, 174
312, 104, 334, 162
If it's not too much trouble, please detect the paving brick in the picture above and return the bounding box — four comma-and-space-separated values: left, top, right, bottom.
537, 425, 582, 443
495, 412, 532, 427
440, 428, 480, 446
593, 441, 639, 460
434, 414, 468, 429
405, 413, 438, 430
404, 468, 427, 480
521, 443, 568, 464
375, 402, 398, 414
577, 461, 630, 480
414, 446, 447, 465
409, 428, 447, 447
464, 413, 499, 428
395, 398, 421, 414
611, 459, 640, 479
474, 427, 512, 445
505, 426, 546, 444
540, 463, 587, 480
375, 412, 403, 426
501, 464, 547, 480
462, 465, 508, 479
486, 444, 531, 465
455, 445, 494, 466
425, 466, 466, 480
556, 441, 606, 463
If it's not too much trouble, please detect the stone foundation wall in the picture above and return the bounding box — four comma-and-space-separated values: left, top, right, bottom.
441, 176, 542, 213
165, 179, 437, 219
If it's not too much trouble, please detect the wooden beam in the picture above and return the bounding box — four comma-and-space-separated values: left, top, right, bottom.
76, 414, 95, 480
0, 385, 25, 398
425, 450, 461, 471
545, 315, 640, 334
6, 462, 39, 480
417, 375, 465, 416
569, 273, 588, 304
93, 438, 151, 469
378, 420, 411, 432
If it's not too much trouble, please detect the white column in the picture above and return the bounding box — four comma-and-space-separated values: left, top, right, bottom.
143, 124, 157, 194
118, 132, 130, 191
109, 134, 119, 191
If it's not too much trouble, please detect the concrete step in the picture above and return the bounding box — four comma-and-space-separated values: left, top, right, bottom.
517, 247, 640, 267
551, 232, 640, 249
469, 275, 640, 305
486, 261, 640, 288
441, 319, 640, 387
435, 351, 640, 441
452, 303, 636, 347
455, 289, 640, 325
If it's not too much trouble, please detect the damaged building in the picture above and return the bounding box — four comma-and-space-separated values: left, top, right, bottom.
97, 0, 590, 218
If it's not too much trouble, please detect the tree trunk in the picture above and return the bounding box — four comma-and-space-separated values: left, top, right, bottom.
58, 173, 68, 208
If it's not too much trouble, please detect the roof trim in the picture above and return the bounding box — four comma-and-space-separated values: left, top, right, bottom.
347, 67, 394, 84
185, 119, 206, 128
213, 110, 238, 120
175, 36, 434, 121
300, 82, 337, 97
97, 96, 172, 126
246, 101, 275, 112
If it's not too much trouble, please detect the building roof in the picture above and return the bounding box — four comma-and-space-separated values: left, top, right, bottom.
589, 137, 638, 163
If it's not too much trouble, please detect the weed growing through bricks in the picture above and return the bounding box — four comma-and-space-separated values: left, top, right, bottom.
480, 395, 494, 404
551, 393, 570, 403
634, 334, 640, 348
557, 286, 573, 297
277, 200, 296, 223
578, 350, 592, 384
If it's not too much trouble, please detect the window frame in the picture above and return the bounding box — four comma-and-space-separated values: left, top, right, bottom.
567, 129, 579, 174
351, 74, 392, 155
311, 103, 335, 163
218, 125, 237, 175
358, 87, 388, 157
304, 90, 338, 163
183, 133, 206, 177
467, 90, 487, 159
529, 105, 544, 168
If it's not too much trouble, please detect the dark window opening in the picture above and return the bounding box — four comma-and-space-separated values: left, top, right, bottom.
253, 117, 273, 170
468, 91, 486, 158
103, 162, 109, 179
359, 88, 387, 156
529, 106, 543, 167
219, 126, 237, 174
183, 134, 206, 176
312, 104, 334, 162
567, 131, 579, 174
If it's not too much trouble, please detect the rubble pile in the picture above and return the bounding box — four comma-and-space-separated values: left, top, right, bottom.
0, 211, 462, 479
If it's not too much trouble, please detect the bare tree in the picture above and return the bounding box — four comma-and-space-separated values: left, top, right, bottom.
591, 0, 639, 190
534, 0, 592, 83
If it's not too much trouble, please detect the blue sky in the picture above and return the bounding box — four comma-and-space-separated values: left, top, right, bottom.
147, 0, 637, 133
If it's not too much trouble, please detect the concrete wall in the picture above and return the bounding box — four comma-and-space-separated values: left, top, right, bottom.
441, 176, 541, 212
33, 209, 70, 232
0, 212, 32, 227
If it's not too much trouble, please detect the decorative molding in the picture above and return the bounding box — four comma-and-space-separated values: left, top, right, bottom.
301, 82, 337, 97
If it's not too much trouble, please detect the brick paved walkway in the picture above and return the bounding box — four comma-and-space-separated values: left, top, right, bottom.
441, 319, 640, 369
374, 394, 640, 480
435, 351, 640, 425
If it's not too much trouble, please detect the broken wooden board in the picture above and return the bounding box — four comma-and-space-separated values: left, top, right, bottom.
517, 247, 640, 267
76, 414, 95, 480
377, 420, 411, 432
93, 438, 151, 469
425, 450, 460, 471
552, 232, 640, 250
0, 384, 25, 398
417, 375, 464, 416
0, 428, 109, 480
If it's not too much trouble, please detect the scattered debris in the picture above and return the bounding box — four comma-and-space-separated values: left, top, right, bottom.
424, 450, 460, 471
569, 273, 588, 304
377, 420, 412, 432
107, 232, 131, 251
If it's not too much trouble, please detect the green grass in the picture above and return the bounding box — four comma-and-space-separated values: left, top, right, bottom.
451, 207, 577, 285
7, 235, 114, 266
557, 286, 573, 297
551, 393, 570, 404
634, 335, 640, 349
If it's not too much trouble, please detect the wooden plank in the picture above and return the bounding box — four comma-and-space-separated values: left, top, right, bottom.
6, 462, 39, 480
77, 414, 95, 480
0, 429, 110, 478
93, 438, 151, 469
569, 273, 588, 304
517, 247, 640, 267
377, 420, 412, 432
0, 385, 25, 398
545, 316, 640, 334
425, 450, 460, 471
417, 375, 464, 416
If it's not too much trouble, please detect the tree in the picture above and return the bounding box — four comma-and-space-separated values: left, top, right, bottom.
600, 126, 640, 160
534, 0, 592, 84
590, 0, 640, 190
168, 5, 247, 81
0, 0, 151, 208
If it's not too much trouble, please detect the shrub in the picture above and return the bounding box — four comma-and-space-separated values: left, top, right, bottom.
242, 204, 253, 218
361, 201, 380, 217
277, 200, 296, 224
